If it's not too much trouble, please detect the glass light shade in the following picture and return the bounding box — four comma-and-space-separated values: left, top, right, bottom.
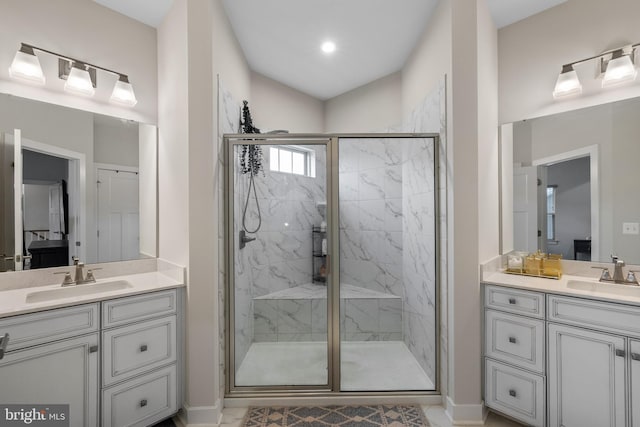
64, 65, 95, 97
110, 78, 138, 107
602, 54, 637, 87
8, 49, 45, 84
553, 68, 582, 98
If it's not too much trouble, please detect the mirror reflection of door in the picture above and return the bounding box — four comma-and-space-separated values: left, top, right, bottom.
513, 165, 538, 253
97, 167, 139, 263
22, 149, 70, 270
0, 132, 15, 272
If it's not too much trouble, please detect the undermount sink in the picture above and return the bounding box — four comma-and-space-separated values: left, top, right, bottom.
26, 280, 133, 303
567, 279, 640, 297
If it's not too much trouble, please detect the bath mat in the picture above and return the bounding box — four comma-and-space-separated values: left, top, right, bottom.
242, 404, 430, 427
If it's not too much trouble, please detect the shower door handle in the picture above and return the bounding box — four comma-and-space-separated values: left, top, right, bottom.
326, 255, 330, 274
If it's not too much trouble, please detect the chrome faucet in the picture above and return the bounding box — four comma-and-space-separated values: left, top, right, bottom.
592, 255, 640, 285
54, 258, 98, 286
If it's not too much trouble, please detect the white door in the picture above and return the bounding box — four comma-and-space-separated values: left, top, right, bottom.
513, 165, 538, 253
0, 133, 14, 272
13, 129, 23, 271
97, 168, 139, 262
632, 339, 640, 427
537, 166, 548, 254
0, 333, 99, 427
548, 323, 626, 427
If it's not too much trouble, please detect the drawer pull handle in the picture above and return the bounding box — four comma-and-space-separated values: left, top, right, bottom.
140, 399, 147, 407
0, 333, 9, 360
508, 298, 516, 305
615, 349, 625, 358
509, 389, 517, 398
140, 344, 148, 352
508, 336, 517, 344
89, 345, 98, 353
631, 353, 640, 361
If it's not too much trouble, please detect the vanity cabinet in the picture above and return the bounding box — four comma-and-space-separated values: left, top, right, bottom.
483, 285, 546, 427
483, 283, 640, 427
547, 323, 625, 427
632, 340, 640, 427
0, 288, 181, 427
101, 289, 178, 427
0, 304, 100, 427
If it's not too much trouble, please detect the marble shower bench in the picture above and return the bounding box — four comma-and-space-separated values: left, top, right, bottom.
252, 283, 403, 342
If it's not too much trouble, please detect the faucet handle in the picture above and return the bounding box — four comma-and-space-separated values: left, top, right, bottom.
54, 271, 74, 286
592, 266, 612, 281
627, 270, 640, 285
72, 256, 80, 265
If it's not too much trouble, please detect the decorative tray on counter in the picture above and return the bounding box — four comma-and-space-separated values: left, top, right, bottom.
503, 252, 563, 280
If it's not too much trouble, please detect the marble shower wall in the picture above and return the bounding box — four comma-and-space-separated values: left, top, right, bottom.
218, 78, 239, 395
400, 79, 446, 390
339, 138, 405, 302
400, 138, 437, 381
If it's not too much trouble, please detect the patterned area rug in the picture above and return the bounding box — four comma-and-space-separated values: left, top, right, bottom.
242, 405, 430, 427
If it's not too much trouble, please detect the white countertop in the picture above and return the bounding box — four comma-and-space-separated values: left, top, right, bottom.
0, 269, 185, 319
482, 270, 640, 307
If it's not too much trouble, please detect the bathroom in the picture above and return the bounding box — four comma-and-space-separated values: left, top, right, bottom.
1, 1, 640, 427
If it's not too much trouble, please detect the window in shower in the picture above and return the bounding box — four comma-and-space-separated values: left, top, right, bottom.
269, 146, 315, 177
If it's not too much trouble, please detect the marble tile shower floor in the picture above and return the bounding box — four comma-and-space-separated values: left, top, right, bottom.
235, 340, 434, 391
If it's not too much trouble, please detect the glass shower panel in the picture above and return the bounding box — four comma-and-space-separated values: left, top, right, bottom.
231, 141, 330, 388
338, 137, 437, 392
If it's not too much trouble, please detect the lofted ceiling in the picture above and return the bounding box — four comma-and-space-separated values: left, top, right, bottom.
94, 0, 567, 99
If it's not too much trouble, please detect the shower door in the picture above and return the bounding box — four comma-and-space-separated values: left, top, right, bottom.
226, 136, 333, 391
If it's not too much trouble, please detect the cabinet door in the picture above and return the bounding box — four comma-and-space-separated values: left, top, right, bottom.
0, 334, 98, 427
632, 339, 640, 427
548, 323, 625, 427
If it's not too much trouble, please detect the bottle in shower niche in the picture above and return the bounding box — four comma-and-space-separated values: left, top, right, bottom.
312, 224, 327, 284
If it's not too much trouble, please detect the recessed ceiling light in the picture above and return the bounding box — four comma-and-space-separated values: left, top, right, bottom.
321, 41, 336, 54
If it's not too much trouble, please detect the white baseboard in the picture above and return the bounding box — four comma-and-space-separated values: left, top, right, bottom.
444, 396, 488, 425
180, 400, 223, 427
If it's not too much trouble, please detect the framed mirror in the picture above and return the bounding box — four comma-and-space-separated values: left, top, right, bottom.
0, 93, 157, 272
501, 96, 640, 264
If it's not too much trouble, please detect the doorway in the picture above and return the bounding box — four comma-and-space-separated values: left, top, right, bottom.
225, 134, 439, 395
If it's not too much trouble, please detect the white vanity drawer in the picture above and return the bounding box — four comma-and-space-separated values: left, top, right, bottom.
102, 289, 177, 328
485, 358, 545, 427
485, 285, 545, 319
102, 316, 176, 386
0, 303, 98, 352
102, 364, 177, 427
485, 310, 545, 373
547, 295, 640, 338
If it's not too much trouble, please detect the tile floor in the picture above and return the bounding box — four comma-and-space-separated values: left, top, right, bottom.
235, 341, 433, 391
219, 406, 524, 427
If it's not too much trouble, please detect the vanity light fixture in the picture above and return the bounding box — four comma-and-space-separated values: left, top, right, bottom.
8, 42, 138, 107
64, 62, 95, 97
553, 42, 639, 99
552, 64, 582, 98
8, 44, 45, 84
602, 47, 637, 88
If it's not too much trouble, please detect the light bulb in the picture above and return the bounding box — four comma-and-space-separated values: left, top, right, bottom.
602, 52, 637, 87
64, 63, 95, 97
553, 65, 582, 99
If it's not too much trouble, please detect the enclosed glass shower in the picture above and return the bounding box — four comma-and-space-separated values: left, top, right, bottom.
225, 134, 438, 394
